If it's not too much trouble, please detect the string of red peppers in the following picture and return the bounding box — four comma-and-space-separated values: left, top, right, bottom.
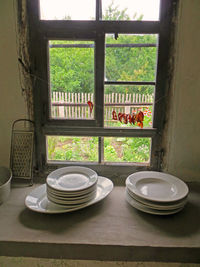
87, 101, 144, 129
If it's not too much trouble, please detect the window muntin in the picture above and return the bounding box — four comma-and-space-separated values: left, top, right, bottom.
40, 0, 96, 20
102, 0, 160, 21
48, 40, 95, 120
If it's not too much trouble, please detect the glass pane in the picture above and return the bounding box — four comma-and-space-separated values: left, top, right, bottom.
47, 136, 98, 162
104, 85, 154, 128
102, 0, 160, 21
105, 34, 158, 82
104, 137, 151, 163
40, 0, 95, 20
49, 40, 95, 119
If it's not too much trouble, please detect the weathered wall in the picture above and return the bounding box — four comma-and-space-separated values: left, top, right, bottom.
0, 0, 26, 167
163, 0, 200, 181
0, 0, 200, 181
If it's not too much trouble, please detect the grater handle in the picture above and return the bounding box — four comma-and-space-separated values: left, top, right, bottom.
12, 119, 34, 131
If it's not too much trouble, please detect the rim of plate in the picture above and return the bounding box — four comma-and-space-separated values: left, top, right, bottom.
125, 192, 184, 215
46, 186, 97, 200
46, 181, 97, 196
126, 188, 187, 210
126, 171, 189, 202
47, 188, 97, 205
46, 166, 98, 192
25, 176, 113, 214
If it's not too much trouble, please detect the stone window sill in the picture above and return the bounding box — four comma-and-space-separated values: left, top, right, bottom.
0, 182, 200, 263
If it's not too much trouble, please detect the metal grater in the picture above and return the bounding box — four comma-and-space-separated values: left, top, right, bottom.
10, 119, 34, 185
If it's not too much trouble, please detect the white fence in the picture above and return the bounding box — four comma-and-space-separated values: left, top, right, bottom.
51, 91, 153, 119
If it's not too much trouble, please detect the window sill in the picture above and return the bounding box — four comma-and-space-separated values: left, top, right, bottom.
0, 181, 200, 263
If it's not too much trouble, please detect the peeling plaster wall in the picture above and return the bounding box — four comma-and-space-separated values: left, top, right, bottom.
0, 0, 26, 166
163, 0, 200, 181
0, 0, 200, 181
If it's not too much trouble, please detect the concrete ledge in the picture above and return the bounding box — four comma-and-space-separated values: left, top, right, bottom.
0, 183, 200, 263
1, 241, 200, 263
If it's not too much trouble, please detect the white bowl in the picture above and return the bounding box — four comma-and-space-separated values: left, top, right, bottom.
0, 166, 12, 205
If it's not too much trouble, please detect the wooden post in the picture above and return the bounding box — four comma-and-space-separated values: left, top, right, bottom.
85, 93, 87, 118
72, 92, 74, 118
68, 92, 71, 118
78, 93, 80, 118
52, 91, 56, 118
59, 92, 65, 118
81, 93, 84, 118
75, 93, 77, 119
125, 93, 130, 114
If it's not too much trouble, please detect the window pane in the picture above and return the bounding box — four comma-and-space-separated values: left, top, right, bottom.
104, 137, 151, 163
46, 136, 98, 162
104, 85, 154, 128
105, 34, 158, 82
102, 0, 160, 21
49, 40, 95, 119
40, 0, 95, 20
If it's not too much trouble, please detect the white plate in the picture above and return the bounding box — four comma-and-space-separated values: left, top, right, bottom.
126, 171, 189, 203
46, 181, 96, 197
46, 186, 96, 201
47, 188, 97, 206
25, 176, 113, 214
125, 192, 184, 215
47, 166, 97, 192
126, 188, 187, 210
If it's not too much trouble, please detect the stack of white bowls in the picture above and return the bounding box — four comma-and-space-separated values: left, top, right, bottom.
125, 171, 189, 215
46, 166, 98, 208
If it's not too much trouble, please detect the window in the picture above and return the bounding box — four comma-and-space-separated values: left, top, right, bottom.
27, 0, 176, 178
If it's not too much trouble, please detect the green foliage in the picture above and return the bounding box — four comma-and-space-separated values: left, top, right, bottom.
104, 137, 150, 163
49, 41, 94, 93
103, 1, 130, 21
47, 136, 150, 163
105, 34, 157, 94
48, 2, 157, 95
103, 1, 144, 21
47, 136, 98, 162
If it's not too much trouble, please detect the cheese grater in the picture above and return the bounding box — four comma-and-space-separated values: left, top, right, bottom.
10, 119, 34, 186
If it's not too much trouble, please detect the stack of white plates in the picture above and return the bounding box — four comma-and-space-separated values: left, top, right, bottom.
25, 166, 113, 214
46, 166, 98, 207
125, 171, 189, 215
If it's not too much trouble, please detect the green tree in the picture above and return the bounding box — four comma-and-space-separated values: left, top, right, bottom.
49, 2, 157, 95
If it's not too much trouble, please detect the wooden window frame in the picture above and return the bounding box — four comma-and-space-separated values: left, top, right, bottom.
27, 0, 176, 178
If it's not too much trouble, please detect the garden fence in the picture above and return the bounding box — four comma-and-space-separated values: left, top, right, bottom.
51, 91, 153, 120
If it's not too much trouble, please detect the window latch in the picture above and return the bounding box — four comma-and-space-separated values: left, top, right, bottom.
114, 33, 119, 40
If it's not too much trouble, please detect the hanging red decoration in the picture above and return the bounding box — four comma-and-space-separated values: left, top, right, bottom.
112, 110, 118, 120
112, 110, 144, 128
87, 101, 93, 114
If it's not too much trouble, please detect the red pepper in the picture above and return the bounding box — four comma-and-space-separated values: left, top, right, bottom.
136, 111, 144, 123
127, 114, 132, 124
118, 112, 123, 123
87, 101, 93, 114
112, 110, 117, 120
111, 110, 144, 129
131, 113, 136, 124
123, 114, 128, 124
